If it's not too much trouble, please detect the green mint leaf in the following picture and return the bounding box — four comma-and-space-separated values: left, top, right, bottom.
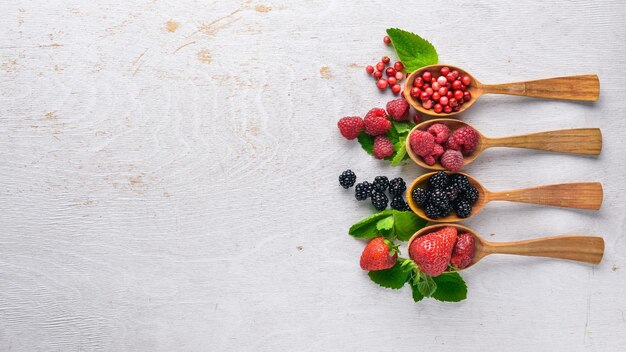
386, 121, 401, 144
390, 138, 407, 166
431, 272, 467, 302
410, 280, 425, 302
386, 28, 438, 72
357, 131, 374, 156
393, 121, 413, 134
417, 274, 437, 297
392, 210, 427, 241
368, 261, 409, 289
349, 210, 394, 238
376, 215, 395, 238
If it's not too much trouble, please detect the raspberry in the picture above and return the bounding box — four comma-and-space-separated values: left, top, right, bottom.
390, 195, 409, 211
454, 199, 472, 218
388, 177, 406, 196
337, 116, 364, 140
371, 191, 389, 211
373, 136, 394, 159
385, 98, 409, 121
428, 171, 449, 189
372, 176, 389, 192
364, 108, 391, 136
440, 149, 464, 172
447, 126, 479, 154
409, 130, 435, 157
338, 169, 356, 189
427, 123, 451, 144
411, 188, 429, 204
430, 143, 445, 160
355, 181, 373, 201
422, 154, 436, 165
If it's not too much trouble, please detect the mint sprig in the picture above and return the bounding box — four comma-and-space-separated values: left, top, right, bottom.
349, 210, 426, 241
356, 119, 413, 166
386, 28, 438, 72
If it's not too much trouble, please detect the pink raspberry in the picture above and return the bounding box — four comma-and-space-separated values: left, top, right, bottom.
337, 116, 364, 140
385, 98, 409, 121
364, 108, 391, 136
373, 136, 395, 159
409, 130, 435, 157
430, 143, 445, 160
440, 149, 464, 171
447, 126, 479, 154
427, 123, 451, 144
422, 154, 436, 166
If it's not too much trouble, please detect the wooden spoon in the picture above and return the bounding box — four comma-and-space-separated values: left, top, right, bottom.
407, 224, 604, 272
406, 119, 602, 170
403, 64, 600, 117
406, 172, 603, 222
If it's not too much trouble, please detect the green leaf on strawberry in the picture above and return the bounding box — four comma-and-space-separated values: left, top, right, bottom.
392, 210, 427, 241
417, 274, 437, 297
410, 281, 425, 302
349, 210, 393, 238
368, 261, 409, 289
386, 28, 438, 72
431, 272, 467, 302
357, 131, 374, 156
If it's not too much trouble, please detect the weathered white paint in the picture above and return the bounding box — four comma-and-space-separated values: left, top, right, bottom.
1, 0, 625, 351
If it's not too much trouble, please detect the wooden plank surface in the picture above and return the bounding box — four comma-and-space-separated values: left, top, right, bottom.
1, 0, 625, 351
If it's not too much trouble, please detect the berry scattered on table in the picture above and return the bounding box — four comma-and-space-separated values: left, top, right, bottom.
383, 35, 391, 45
388, 177, 406, 196
337, 116, 364, 140
373, 136, 395, 159
390, 195, 409, 211
371, 190, 389, 211
386, 98, 409, 121
363, 108, 392, 136
450, 233, 475, 269
339, 169, 357, 189
411, 66, 471, 113
372, 176, 389, 192
355, 181, 373, 201
409, 226, 457, 277
360, 237, 398, 271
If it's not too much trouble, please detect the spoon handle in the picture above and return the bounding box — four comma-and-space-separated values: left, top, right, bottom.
488, 182, 603, 210
484, 235, 604, 264
480, 74, 599, 101
483, 128, 602, 155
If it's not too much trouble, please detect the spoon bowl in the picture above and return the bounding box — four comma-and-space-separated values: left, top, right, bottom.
406, 172, 603, 222
406, 119, 602, 170
403, 64, 600, 117
407, 223, 604, 273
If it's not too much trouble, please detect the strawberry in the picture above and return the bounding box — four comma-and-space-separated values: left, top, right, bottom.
408, 226, 457, 277
360, 237, 398, 271
450, 233, 475, 269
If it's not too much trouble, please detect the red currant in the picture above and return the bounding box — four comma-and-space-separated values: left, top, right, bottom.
394, 62, 404, 71
461, 75, 471, 86
434, 103, 443, 113
438, 87, 448, 96
374, 71, 383, 79
391, 84, 401, 94
422, 100, 433, 109
422, 83, 430, 90
382, 56, 391, 64
385, 67, 396, 77
451, 70, 459, 78
432, 82, 441, 91
432, 92, 441, 101
365, 65, 374, 74
454, 90, 464, 100
376, 62, 385, 71
410, 87, 421, 97
383, 36, 391, 45
425, 87, 434, 96
413, 77, 424, 87
422, 71, 432, 82
377, 79, 388, 90
439, 96, 449, 106
431, 77, 437, 84
447, 91, 453, 98
452, 105, 461, 112
395, 71, 404, 80
463, 91, 472, 101
446, 73, 455, 82
437, 76, 447, 85
444, 105, 452, 113
440, 66, 450, 76
449, 98, 458, 108
452, 80, 463, 90
387, 76, 397, 85
420, 92, 430, 101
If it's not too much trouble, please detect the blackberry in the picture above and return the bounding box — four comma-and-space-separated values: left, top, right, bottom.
454, 199, 472, 218
429, 188, 450, 210
372, 176, 389, 192
445, 185, 459, 201
339, 169, 356, 189
464, 185, 479, 204
388, 177, 406, 196
428, 171, 450, 189
450, 174, 470, 191
424, 203, 443, 219
411, 188, 429, 205
371, 191, 389, 211
355, 181, 373, 201
390, 195, 410, 211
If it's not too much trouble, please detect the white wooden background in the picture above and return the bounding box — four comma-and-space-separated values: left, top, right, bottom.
1, 0, 625, 351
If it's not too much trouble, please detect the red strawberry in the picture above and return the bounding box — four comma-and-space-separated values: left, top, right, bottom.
408, 227, 457, 276
450, 233, 475, 269
360, 237, 398, 271
337, 116, 364, 140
